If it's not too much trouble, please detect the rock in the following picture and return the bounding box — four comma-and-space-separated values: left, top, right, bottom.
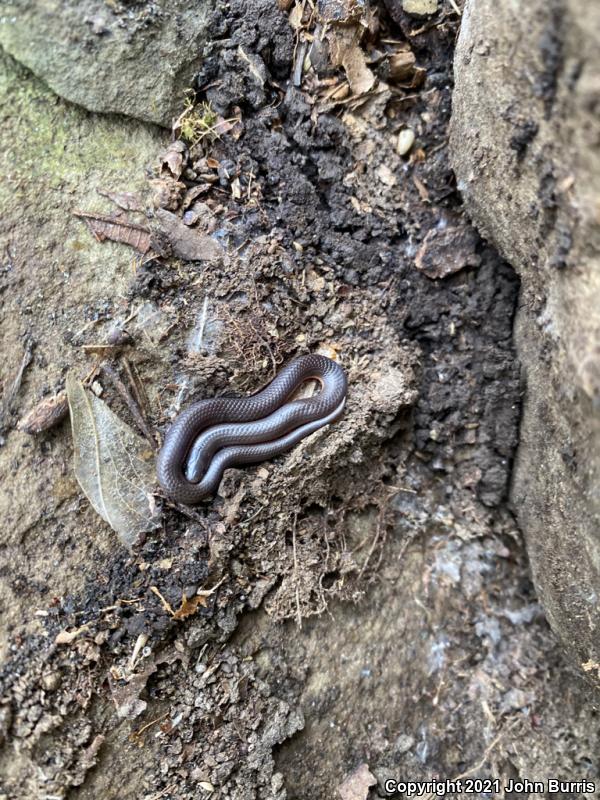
415, 215, 481, 279
0, 0, 212, 127
41, 671, 62, 692
337, 763, 377, 800
397, 127, 415, 156
402, 0, 439, 15
450, 0, 600, 684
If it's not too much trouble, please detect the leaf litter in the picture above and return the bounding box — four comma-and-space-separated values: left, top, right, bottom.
66, 373, 161, 548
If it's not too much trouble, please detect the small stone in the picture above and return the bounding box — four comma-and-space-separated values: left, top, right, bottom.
338, 763, 377, 800
397, 128, 416, 156
394, 733, 414, 753
41, 671, 61, 692
402, 0, 439, 15
376, 164, 397, 186
271, 772, 284, 792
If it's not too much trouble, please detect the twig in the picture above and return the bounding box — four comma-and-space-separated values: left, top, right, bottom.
292, 511, 303, 629
357, 504, 386, 580
130, 712, 169, 743
1, 337, 34, 435
102, 363, 157, 449
150, 585, 175, 616
421, 720, 520, 800
121, 357, 151, 421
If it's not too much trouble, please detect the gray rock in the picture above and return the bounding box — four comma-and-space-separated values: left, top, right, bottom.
450, 0, 600, 684
0, 0, 213, 127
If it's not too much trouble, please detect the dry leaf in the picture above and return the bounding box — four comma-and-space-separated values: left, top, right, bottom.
156, 577, 225, 621
66, 373, 161, 548
172, 593, 209, 620
17, 390, 68, 434
155, 208, 223, 262
73, 209, 151, 253
160, 140, 187, 179
328, 27, 376, 96
289, 3, 304, 29
337, 763, 377, 800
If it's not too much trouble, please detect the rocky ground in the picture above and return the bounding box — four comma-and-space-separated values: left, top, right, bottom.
0, 1, 598, 799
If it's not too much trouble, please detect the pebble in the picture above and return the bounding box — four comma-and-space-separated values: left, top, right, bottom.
397, 128, 416, 156
402, 0, 439, 14
41, 671, 61, 692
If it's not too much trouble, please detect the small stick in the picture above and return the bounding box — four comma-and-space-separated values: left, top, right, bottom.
102, 363, 157, 449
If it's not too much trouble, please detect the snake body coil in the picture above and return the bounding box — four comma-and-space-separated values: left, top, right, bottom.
157, 354, 347, 504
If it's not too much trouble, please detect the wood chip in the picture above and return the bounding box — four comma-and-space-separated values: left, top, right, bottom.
17, 390, 69, 434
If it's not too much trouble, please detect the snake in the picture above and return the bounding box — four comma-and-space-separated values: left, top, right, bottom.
156, 354, 348, 505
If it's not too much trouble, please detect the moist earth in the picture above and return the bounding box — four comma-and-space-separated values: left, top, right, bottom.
0, 1, 598, 799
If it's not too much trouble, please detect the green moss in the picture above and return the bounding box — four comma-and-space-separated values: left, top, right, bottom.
0, 51, 164, 199
178, 97, 219, 145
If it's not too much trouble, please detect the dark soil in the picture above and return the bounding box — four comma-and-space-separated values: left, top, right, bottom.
1, 2, 597, 799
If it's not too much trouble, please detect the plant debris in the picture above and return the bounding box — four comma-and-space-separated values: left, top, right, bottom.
66, 373, 161, 548
154, 208, 223, 262
73, 209, 152, 254
17, 389, 69, 434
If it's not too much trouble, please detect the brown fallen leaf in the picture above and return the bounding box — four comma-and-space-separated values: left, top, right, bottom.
17, 390, 68, 434
173, 584, 226, 619
328, 26, 376, 96
415, 221, 481, 279
153, 577, 226, 621
73, 209, 152, 254
148, 177, 186, 211
172, 593, 210, 620
155, 208, 223, 262
160, 140, 187, 179
337, 763, 377, 800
